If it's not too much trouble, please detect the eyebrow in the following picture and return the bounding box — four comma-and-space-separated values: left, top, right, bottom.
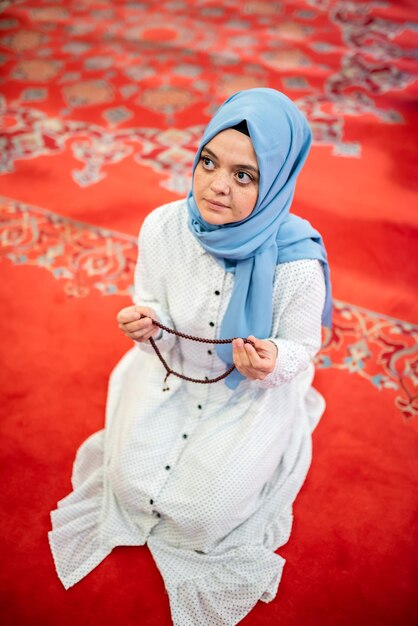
202, 146, 259, 176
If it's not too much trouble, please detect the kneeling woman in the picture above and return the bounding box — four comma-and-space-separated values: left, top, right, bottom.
49, 88, 332, 626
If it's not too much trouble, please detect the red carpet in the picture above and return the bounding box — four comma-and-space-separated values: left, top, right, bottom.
0, 2, 417, 625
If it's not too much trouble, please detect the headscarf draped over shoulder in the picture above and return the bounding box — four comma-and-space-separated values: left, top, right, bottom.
187, 88, 332, 389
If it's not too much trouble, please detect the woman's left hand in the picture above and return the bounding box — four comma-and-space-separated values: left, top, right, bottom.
232, 335, 278, 380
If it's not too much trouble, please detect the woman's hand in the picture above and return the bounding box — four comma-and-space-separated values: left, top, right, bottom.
232, 335, 278, 380
117, 306, 160, 343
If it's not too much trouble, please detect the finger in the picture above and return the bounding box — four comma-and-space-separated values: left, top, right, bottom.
134, 307, 156, 322
123, 317, 153, 334
232, 342, 255, 379
232, 339, 245, 372
247, 335, 259, 346
247, 336, 277, 376
132, 328, 156, 342
122, 328, 152, 343
244, 341, 265, 370
232, 338, 252, 369
245, 336, 272, 368
247, 335, 276, 360
117, 307, 141, 324
246, 335, 267, 354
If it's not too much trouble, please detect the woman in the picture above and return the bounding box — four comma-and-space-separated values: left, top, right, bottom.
49, 88, 332, 626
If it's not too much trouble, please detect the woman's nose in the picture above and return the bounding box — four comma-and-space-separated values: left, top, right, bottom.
210, 170, 230, 194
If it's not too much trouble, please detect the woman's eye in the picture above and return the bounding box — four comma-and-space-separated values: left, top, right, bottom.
236, 171, 252, 184
201, 156, 214, 170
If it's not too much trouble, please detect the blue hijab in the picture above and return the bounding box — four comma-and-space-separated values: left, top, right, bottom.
187, 88, 332, 389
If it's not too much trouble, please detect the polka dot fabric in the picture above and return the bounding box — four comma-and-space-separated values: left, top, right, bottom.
49, 199, 327, 625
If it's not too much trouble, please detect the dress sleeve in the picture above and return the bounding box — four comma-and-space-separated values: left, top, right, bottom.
257, 260, 326, 389
133, 213, 176, 354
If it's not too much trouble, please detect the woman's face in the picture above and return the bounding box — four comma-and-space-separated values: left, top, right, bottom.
193, 129, 259, 225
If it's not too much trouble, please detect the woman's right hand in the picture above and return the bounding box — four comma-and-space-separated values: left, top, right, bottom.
117, 306, 160, 343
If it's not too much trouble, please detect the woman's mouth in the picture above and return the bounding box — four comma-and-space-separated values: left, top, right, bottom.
204, 198, 229, 210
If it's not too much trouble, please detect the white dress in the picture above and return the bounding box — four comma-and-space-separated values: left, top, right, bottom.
49, 199, 326, 626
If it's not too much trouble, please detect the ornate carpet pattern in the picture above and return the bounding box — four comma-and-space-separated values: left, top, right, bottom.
0, 1, 417, 626
1, 194, 417, 420
1, 0, 417, 192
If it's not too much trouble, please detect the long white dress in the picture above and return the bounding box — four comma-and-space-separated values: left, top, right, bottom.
49, 199, 326, 626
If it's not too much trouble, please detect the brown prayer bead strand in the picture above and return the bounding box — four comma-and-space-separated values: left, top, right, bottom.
149, 337, 236, 386
138, 314, 254, 387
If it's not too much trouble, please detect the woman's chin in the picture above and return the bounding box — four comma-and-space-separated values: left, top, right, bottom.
202, 214, 226, 225
198, 206, 233, 225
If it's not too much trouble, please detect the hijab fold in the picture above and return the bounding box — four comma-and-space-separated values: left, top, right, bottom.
187, 88, 332, 389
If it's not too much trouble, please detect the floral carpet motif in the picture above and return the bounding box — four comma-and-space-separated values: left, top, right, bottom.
320, 304, 417, 420
1, 0, 416, 190
1, 195, 416, 420
0, 0, 416, 420
0, 101, 202, 193
1, 3, 417, 626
